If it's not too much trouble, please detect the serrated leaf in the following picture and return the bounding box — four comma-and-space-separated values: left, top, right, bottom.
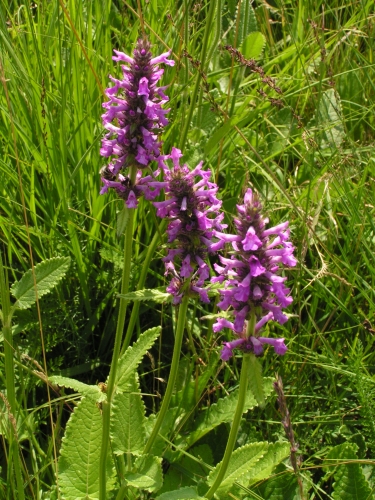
238, 441, 290, 488
125, 454, 162, 492
207, 442, 269, 493
155, 486, 204, 499
116, 326, 161, 391
58, 397, 114, 499
324, 443, 372, 500
49, 375, 102, 401
255, 464, 303, 500
117, 205, 129, 238
11, 257, 70, 309
118, 288, 172, 304
111, 372, 146, 456
248, 353, 265, 407
183, 378, 274, 447
241, 32, 266, 59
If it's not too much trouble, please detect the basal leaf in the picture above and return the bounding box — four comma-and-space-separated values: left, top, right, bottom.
207, 442, 269, 493
183, 378, 273, 447
58, 397, 114, 499
118, 288, 172, 304
49, 375, 102, 401
11, 257, 70, 309
111, 372, 146, 456
116, 326, 161, 391
125, 454, 162, 493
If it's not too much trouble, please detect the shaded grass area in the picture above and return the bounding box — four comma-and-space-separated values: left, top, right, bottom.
0, 0, 374, 497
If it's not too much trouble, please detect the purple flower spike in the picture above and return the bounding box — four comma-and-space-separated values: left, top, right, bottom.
100, 38, 174, 206
212, 189, 296, 360
152, 148, 225, 304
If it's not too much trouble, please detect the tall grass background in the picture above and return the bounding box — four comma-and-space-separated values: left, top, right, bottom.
0, 0, 374, 497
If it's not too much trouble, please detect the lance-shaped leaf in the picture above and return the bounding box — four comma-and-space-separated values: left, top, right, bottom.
49, 375, 103, 401
116, 326, 160, 391
111, 372, 146, 456
325, 443, 372, 500
207, 442, 269, 494
125, 454, 163, 493
58, 397, 114, 499
225, 442, 291, 499
11, 257, 70, 309
182, 378, 273, 447
118, 288, 172, 304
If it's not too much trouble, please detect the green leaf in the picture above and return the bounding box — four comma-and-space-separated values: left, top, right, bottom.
207, 442, 269, 493
125, 454, 162, 492
111, 372, 146, 456
241, 32, 266, 59
236, 1, 258, 46
11, 257, 70, 309
49, 375, 103, 401
118, 288, 172, 304
58, 397, 114, 499
183, 378, 274, 447
238, 441, 290, 488
255, 464, 303, 500
248, 353, 265, 407
155, 486, 204, 499
116, 205, 129, 238
324, 443, 372, 500
204, 118, 237, 155
314, 89, 344, 150
116, 326, 161, 391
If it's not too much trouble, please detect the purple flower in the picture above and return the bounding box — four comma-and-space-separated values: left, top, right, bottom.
152, 148, 225, 304
100, 38, 174, 206
212, 189, 297, 360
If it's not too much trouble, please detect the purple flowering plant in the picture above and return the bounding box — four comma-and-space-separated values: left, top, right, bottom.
95, 36, 298, 500
150, 147, 225, 305
212, 188, 297, 361
99, 38, 174, 208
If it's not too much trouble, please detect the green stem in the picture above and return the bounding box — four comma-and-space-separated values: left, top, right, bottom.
205, 353, 251, 499
143, 294, 189, 455
99, 167, 137, 500
0, 254, 25, 500
120, 219, 167, 355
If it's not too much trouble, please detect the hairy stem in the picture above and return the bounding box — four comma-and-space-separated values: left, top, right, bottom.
120, 219, 167, 355
99, 166, 137, 500
204, 353, 251, 499
143, 294, 189, 454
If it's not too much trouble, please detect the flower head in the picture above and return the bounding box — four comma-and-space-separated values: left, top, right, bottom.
212, 189, 297, 359
100, 38, 174, 206
153, 148, 225, 304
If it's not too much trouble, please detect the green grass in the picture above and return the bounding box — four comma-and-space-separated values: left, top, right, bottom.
0, 0, 375, 498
